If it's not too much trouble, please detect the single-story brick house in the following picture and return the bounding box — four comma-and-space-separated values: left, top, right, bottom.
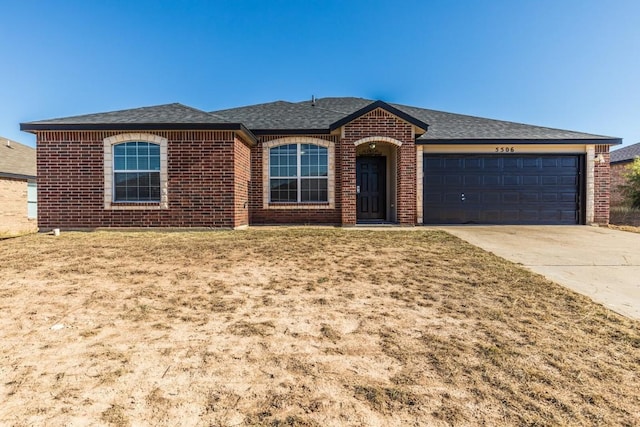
20, 97, 621, 229
609, 142, 640, 206
0, 137, 37, 235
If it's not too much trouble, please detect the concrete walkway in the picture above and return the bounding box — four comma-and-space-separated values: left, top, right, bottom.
434, 226, 640, 321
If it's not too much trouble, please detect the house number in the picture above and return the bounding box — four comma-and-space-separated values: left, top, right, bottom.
495, 147, 515, 153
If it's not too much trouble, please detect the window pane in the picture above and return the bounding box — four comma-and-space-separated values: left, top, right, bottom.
301, 145, 327, 177
114, 172, 160, 202
137, 143, 149, 156
114, 156, 126, 170
301, 178, 328, 202
149, 144, 160, 156
114, 145, 126, 156
138, 157, 149, 170
150, 156, 160, 171
270, 178, 297, 202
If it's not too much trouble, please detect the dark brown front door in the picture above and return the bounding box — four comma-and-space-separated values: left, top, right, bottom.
356, 156, 386, 221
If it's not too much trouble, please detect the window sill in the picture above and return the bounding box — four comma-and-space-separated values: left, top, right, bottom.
108, 202, 166, 210
267, 202, 333, 210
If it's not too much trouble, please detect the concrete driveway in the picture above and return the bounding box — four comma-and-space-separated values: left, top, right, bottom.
435, 226, 640, 321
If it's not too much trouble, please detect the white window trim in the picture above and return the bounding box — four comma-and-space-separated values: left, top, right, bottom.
104, 133, 168, 210
263, 137, 335, 210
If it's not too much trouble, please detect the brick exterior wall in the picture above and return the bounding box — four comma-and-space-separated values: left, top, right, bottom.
342, 108, 415, 225
0, 177, 37, 235
36, 130, 251, 229
594, 145, 611, 224
34, 111, 616, 228
610, 161, 631, 206
249, 134, 341, 224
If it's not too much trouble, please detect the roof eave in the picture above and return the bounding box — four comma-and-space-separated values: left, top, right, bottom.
20, 122, 257, 145
329, 100, 429, 134
0, 172, 36, 180
250, 128, 332, 136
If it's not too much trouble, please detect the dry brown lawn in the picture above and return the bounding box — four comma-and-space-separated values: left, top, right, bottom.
0, 228, 639, 426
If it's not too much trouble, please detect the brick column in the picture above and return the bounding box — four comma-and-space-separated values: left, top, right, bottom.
594, 145, 611, 224
397, 141, 416, 225
340, 140, 357, 225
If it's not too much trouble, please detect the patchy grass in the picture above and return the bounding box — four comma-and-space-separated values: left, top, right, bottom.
608, 224, 640, 234
0, 228, 639, 426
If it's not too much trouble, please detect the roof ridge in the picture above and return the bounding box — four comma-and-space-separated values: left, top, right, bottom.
172, 103, 229, 121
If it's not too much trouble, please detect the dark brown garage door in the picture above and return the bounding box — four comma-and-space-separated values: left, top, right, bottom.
423, 154, 583, 224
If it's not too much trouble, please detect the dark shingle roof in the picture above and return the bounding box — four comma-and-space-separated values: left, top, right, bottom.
21, 97, 620, 145
0, 138, 36, 179
212, 97, 620, 143
611, 142, 640, 164
22, 103, 230, 126
20, 103, 257, 144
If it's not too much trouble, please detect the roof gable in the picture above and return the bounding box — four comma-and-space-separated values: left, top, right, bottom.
328, 100, 429, 133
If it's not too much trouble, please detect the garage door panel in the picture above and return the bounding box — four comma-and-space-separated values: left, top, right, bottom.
484, 175, 501, 185
521, 192, 539, 202
503, 158, 519, 168
483, 193, 501, 203
423, 154, 582, 225
445, 175, 463, 185
503, 176, 519, 185
464, 175, 482, 185
443, 192, 462, 203
502, 192, 520, 203
484, 158, 501, 168
560, 176, 578, 185
444, 158, 462, 168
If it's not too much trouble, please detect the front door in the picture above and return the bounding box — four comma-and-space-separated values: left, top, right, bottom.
356, 156, 386, 221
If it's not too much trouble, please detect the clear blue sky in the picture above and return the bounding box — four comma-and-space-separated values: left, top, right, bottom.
2, 0, 639, 148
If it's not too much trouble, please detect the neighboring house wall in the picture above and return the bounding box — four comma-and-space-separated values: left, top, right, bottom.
36, 130, 252, 229
0, 177, 38, 235
610, 161, 631, 206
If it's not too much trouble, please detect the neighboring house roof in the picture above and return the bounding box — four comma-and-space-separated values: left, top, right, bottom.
20, 97, 621, 145
610, 142, 640, 164
0, 137, 36, 180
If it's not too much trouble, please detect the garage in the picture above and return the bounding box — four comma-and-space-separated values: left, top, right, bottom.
423, 154, 584, 225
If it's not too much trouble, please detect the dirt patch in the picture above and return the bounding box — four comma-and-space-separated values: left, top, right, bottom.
0, 228, 639, 425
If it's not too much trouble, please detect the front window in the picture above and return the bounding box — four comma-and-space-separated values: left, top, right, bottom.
270, 144, 328, 203
113, 142, 161, 202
